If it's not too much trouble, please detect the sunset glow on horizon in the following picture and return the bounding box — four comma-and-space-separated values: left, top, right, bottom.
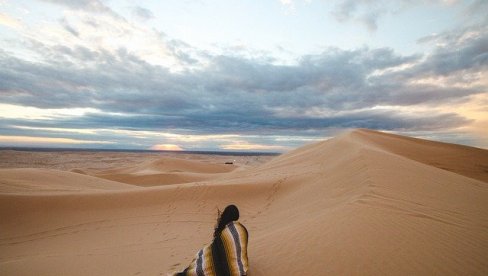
150, 144, 184, 151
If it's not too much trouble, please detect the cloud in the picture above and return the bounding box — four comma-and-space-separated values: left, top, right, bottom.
39, 0, 112, 14
465, 0, 488, 20
331, 0, 387, 31
415, 25, 488, 75
0, 135, 114, 145
330, 0, 459, 31
0, 1, 486, 149
0, 104, 471, 137
0, 12, 21, 29
131, 6, 154, 21
0, 27, 483, 138
59, 18, 79, 37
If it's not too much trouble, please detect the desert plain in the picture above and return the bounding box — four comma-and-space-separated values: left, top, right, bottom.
1, 129, 487, 275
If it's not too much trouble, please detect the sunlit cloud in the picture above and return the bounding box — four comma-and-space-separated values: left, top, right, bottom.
11, 125, 97, 135
13, 7, 189, 69
0, 12, 21, 29
0, 104, 100, 120
0, 135, 114, 145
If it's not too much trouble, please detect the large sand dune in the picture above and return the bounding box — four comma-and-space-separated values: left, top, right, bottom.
1, 129, 487, 275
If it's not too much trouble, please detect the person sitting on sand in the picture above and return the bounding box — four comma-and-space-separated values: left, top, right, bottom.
173, 204, 249, 276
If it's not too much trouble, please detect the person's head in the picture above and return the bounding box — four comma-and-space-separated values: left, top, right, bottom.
214, 204, 239, 237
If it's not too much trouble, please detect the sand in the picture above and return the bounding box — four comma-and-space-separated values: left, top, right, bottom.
1, 129, 487, 275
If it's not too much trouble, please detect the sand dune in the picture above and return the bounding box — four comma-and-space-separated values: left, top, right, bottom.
94, 171, 218, 186
354, 129, 488, 182
93, 157, 237, 186
1, 129, 487, 275
0, 168, 137, 194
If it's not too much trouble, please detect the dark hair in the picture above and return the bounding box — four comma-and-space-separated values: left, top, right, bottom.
214, 204, 239, 238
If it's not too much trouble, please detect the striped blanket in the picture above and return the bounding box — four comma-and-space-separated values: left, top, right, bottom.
173, 221, 249, 276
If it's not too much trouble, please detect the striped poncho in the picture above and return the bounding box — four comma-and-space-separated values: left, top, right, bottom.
174, 221, 249, 276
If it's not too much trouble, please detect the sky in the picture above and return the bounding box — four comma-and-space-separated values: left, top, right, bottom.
0, 0, 487, 152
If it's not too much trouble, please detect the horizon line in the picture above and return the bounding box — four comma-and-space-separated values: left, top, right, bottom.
0, 146, 282, 156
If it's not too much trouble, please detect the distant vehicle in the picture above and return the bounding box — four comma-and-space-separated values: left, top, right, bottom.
225, 162, 234, 165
